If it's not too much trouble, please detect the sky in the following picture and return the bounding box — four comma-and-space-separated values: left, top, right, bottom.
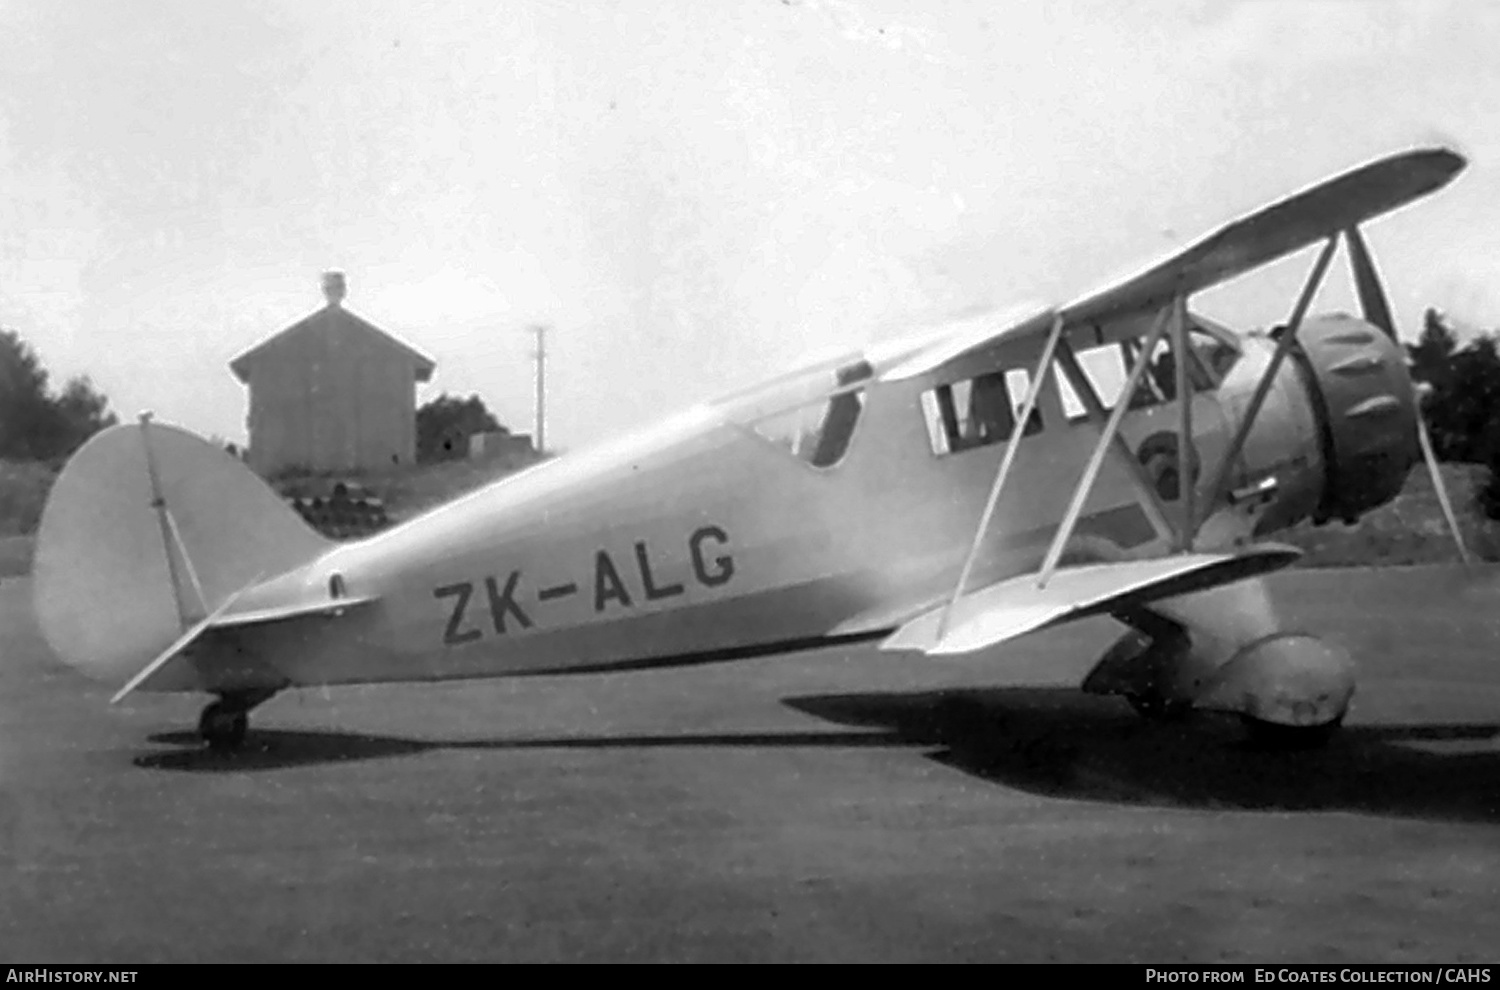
3, 0, 1500, 451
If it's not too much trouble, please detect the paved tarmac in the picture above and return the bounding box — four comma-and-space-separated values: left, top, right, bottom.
2, 566, 1499, 962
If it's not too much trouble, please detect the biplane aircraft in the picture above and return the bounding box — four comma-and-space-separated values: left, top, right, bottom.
33, 147, 1473, 751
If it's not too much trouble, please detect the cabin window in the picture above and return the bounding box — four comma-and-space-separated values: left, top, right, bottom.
921, 367, 1042, 456
749, 361, 870, 469
1054, 333, 1220, 420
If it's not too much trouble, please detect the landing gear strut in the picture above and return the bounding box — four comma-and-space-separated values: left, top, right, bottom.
197, 689, 277, 751
1085, 624, 1196, 723
198, 701, 247, 751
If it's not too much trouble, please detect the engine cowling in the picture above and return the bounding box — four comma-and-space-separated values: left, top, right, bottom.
1287, 313, 1421, 524
1215, 312, 1420, 534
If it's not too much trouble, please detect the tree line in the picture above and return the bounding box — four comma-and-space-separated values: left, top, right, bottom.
415, 393, 508, 463
0, 328, 117, 463
1407, 309, 1500, 518
0, 325, 523, 469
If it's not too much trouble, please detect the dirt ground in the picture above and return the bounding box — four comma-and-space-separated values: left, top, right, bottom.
2, 566, 1499, 962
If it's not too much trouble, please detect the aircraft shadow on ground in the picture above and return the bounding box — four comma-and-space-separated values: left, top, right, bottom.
135, 727, 900, 773
137, 686, 1500, 824
787, 688, 1500, 824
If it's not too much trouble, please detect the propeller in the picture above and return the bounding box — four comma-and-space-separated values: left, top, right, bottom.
1344, 226, 1473, 566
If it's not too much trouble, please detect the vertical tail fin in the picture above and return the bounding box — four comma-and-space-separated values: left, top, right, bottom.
33, 420, 331, 684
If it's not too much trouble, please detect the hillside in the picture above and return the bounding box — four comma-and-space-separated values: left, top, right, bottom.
2, 452, 1494, 575
365, 450, 546, 525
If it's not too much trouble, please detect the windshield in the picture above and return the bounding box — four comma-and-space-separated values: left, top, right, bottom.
727, 359, 872, 469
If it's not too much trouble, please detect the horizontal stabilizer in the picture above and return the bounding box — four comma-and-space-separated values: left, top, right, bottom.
110, 587, 252, 703
214, 594, 379, 629
882, 545, 1301, 656
109, 585, 379, 702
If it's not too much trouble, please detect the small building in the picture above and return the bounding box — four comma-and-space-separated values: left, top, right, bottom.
468, 429, 535, 461
230, 273, 435, 476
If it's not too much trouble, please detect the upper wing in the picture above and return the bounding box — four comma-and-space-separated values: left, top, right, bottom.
867, 147, 1465, 381
869, 302, 1055, 381
882, 544, 1300, 656
1061, 146, 1466, 326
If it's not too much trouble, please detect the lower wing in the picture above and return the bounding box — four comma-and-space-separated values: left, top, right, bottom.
882, 544, 1300, 656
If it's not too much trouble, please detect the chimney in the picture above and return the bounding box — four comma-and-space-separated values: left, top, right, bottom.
322, 271, 347, 308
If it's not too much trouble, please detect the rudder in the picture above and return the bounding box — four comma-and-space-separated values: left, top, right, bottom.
33, 420, 331, 684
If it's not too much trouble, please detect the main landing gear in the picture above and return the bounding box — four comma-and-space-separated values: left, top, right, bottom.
1086, 624, 1350, 749
197, 689, 277, 751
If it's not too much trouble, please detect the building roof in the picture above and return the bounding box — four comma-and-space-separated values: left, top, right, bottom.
229, 303, 436, 385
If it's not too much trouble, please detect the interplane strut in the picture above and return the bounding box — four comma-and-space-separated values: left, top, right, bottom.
1344, 224, 1472, 567
1196, 235, 1339, 526
1172, 295, 1195, 551
1051, 340, 1178, 544
1038, 305, 1177, 587
936, 313, 1066, 642
934, 229, 1405, 643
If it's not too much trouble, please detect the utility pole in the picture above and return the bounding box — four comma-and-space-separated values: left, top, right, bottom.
531, 324, 547, 455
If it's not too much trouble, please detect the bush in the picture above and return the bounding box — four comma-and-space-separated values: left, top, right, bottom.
416, 394, 504, 464
1478, 446, 1500, 521
0, 460, 58, 536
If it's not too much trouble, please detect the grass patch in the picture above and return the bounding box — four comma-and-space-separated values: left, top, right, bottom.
372, 451, 547, 523
271, 451, 547, 527
1280, 462, 1499, 567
